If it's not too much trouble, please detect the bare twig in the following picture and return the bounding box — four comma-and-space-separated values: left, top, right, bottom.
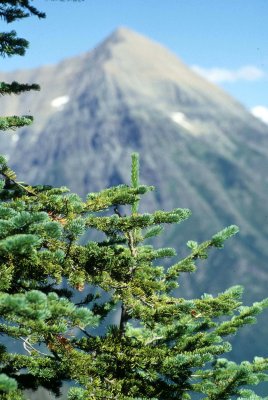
19, 336, 48, 355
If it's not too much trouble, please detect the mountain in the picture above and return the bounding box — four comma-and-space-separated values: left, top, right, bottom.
1, 27, 268, 363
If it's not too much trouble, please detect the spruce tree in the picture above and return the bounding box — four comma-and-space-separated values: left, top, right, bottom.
1, 3, 268, 399
1, 153, 268, 399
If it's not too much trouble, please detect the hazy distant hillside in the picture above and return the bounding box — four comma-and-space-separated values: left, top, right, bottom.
1, 28, 268, 365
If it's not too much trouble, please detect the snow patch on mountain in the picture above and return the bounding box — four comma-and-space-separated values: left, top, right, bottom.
51, 95, 70, 110
170, 112, 197, 134
11, 133, 19, 144
251, 106, 268, 125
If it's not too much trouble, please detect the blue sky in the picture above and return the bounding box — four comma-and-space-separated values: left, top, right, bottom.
2, 0, 268, 121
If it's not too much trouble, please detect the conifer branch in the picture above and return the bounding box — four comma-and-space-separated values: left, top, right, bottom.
0, 81, 40, 95
0, 162, 36, 195
0, 115, 34, 130
0, 2, 46, 23
0, 30, 28, 57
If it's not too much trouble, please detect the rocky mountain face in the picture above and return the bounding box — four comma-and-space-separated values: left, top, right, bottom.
1, 27, 268, 363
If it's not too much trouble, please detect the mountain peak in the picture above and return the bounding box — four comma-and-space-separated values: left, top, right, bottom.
109, 26, 142, 40
98, 26, 167, 57
96, 26, 190, 80
106, 26, 160, 44
90, 27, 243, 117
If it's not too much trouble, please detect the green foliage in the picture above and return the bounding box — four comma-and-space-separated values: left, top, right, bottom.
0, 115, 34, 131
67, 388, 87, 400
211, 225, 240, 248
0, 374, 17, 392
0, 154, 267, 399
86, 184, 153, 212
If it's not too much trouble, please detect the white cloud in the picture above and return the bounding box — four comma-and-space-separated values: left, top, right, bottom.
251, 106, 268, 125
51, 95, 70, 109
192, 65, 265, 83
